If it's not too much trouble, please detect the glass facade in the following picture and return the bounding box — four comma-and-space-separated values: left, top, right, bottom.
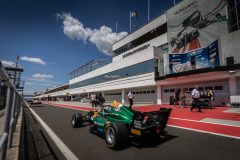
68, 59, 111, 79
228, 0, 240, 32
113, 23, 167, 57
70, 59, 155, 89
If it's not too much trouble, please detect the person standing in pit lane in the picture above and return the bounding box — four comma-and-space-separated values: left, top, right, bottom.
190, 85, 202, 112
128, 91, 134, 109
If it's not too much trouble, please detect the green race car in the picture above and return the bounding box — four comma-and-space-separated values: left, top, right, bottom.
71, 104, 172, 149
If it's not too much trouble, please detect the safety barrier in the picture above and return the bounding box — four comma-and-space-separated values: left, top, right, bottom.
0, 62, 23, 160
230, 95, 240, 108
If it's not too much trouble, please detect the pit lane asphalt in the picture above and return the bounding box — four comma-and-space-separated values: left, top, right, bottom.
30, 104, 240, 160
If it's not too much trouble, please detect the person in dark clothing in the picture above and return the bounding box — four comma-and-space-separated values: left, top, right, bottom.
191, 55, 196, 70
174, 89, 181, 105
97, 92, 105, 108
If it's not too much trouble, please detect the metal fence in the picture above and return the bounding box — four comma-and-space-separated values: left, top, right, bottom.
0, 62, 23, 160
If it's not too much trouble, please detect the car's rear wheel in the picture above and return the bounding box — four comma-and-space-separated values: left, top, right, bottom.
105, 122, 128, 149
71, 113, 83, 128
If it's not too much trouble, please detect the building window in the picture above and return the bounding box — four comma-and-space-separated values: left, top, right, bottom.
113, 23, 167, 56
151, 90, 156, 93
199, 87, 204, 91
228, 0, 240, 32
214, 86, 223, 90
164, 89, 169, 93
205, 86, 213, 90
189, 88, 194, 91
70, 59, 154, 89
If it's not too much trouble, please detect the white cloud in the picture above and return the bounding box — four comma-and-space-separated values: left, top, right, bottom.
1, 60, 16, 67
32, 74, 54, 81
20, 56, 46, 65
57, 12, 128, 56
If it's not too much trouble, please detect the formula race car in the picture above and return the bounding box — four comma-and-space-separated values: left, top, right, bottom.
71, 102, 172, 149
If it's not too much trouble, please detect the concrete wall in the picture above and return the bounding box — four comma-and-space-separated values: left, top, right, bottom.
219, 30, 240, 65
69, 72, 156, 94
236, 76, 240, 94
112, 34, 167, 62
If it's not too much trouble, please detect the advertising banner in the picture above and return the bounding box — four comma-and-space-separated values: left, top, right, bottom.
169, 40, 220, 74
167, 0, 227, 54
207, 40, 220, 67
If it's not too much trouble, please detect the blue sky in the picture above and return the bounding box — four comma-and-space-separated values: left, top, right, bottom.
0, 0, 180, 95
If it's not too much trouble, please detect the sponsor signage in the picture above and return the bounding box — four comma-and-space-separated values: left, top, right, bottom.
169, 40, 219, 74
207, 40, 220, 67
167, 0, 227, 54
122, 44, 150, 58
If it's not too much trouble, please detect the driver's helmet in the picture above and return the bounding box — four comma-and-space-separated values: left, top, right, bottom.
112, 100, 121, 108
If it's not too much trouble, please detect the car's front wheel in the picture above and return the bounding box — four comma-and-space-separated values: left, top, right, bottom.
71, 113, 83, 128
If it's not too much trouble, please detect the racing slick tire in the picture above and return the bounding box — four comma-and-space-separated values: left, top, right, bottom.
105, 122, 128, 149
71, 113, 83, 128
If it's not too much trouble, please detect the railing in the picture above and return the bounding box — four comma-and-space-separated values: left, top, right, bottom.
0, 62, 23, 160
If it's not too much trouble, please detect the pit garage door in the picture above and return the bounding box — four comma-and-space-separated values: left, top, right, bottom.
161, 80, 230, 106
104, 87, 157, 104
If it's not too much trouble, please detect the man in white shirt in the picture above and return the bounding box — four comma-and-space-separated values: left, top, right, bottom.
128, 91, 134, 109
190, 85, 202, 112
90, 93, 96, 108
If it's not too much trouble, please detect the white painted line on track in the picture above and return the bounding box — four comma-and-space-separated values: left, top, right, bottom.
167, 124, 240, 140
169, 117, 240, 128
25, 103, 79, 160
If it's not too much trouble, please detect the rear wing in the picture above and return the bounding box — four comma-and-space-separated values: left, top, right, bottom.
158, 108, 172, 131
133, 108, 172, 130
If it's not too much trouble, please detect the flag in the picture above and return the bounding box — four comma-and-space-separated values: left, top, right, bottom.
130, 11, 138, 19
129, 11, 138, 33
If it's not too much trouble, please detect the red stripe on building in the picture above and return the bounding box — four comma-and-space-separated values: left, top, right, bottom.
172, 47, 180, 53
189, 39, 198, 51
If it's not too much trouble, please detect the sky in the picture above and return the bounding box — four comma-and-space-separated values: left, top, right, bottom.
0, 0, 181, 95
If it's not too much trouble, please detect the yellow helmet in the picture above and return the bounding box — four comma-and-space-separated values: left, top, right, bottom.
112, 100, 120, 107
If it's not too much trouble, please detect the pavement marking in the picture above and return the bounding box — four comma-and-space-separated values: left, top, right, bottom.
26, 103, 79, 160
223, 108, 240, 113
170, 117, 240, 128
200, 118, 240, 127
167, 124, 240, 140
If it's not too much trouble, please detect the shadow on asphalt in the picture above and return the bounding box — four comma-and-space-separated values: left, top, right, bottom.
139, 133, 177, 148
112, 133, 177, 151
